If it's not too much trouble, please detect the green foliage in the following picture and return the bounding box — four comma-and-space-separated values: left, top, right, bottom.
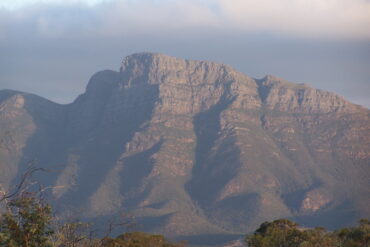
102, 232, 185, 247
336, 219, 370, 247
0, 193, 183, 247
0, 193, 54, 247
246, 219, 370, 247
248, 219, 301, 247
0, 167, 185, 247
246, 219, 338, 247
1, 181, 368, 247
51, 221, 92, 247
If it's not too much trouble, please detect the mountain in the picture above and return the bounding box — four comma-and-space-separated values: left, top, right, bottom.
1, 53, 369, 245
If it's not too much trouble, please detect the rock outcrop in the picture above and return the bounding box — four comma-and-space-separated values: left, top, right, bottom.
1, 53, 369, 245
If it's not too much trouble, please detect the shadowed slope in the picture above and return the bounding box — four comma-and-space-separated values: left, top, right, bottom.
0, 53, 369, 245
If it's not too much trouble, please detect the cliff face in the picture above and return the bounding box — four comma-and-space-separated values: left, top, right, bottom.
1, 53, 369, 244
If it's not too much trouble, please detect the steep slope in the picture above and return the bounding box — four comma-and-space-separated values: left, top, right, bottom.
0, 90, 64, 189
0, 53, 369, 245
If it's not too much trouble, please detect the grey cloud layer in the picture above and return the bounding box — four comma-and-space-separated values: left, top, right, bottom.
0, 0, 369, 107
2, 0, 370, 39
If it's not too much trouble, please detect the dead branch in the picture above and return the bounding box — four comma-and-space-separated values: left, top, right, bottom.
0, 164, 47, 202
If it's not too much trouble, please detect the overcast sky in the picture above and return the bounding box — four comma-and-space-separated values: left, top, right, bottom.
0, 0, 369, 107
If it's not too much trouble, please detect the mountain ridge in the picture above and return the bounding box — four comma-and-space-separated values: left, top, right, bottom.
0, 53, 369, 245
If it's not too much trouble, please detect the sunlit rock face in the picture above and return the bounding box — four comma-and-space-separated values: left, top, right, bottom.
1, 53, 369, 244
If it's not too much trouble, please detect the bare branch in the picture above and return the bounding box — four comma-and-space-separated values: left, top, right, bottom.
0, 164, 47, 202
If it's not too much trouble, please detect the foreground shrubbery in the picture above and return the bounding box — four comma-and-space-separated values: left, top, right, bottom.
104, 232, 185, 247
0, 193, 183, 247
0, 193, 53, 247
0, 169, 368, 247
246, 218, 370, 247
1, 194, 368, 247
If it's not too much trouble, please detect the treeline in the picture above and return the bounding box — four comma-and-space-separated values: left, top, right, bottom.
0, 169, 368, 247
1, 192, 369, 247
0, 167, 184, 247
246, 218, 370, 247
0, 192, 184, 247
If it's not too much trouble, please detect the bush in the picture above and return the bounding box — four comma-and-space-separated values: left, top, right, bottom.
0, 167, 184, 247
103, 232, 185, 247
0, 192, 54, 247
246, 219, 370, 247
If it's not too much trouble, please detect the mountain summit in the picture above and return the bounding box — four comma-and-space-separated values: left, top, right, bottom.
1, 53, 369, 245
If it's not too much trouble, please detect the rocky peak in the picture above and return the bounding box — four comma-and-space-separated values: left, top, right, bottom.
1, 53, 370, 245
120, 52, 175, 75
119, 52, 248, 86
82, 53, 244, 103
257, 74, 361, 114
117, 53, 259, 114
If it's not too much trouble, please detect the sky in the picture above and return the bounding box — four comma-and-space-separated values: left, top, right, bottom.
0, 0, 369, 107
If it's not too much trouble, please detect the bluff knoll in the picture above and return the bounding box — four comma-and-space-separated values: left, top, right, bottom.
0, 53, 369, 244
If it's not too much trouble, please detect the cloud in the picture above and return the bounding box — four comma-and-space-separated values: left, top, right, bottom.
92, 0, 219, 36
0, 0, 111, 10
1, 0, 369, 40
218, 0, 370, 39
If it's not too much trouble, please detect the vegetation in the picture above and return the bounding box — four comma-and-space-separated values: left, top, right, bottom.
0, 168, 183, 247
0, 192, 53, 247
103, 232, 185, 247
0, 168, 368, 247
2, 193, 368, 247
0, 193, 184, 247
246, 218, 370, 247
336, 219, 370, 247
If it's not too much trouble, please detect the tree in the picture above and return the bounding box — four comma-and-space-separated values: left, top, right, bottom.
103, 232, 185, 247
336, 219, 370, 247
50, 221, 92, 247
0, 192, 54, 247
246, 219, 338, 247
0, 166, 185, 247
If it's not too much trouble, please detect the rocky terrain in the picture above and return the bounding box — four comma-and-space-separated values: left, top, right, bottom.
0, 53, 369, 245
